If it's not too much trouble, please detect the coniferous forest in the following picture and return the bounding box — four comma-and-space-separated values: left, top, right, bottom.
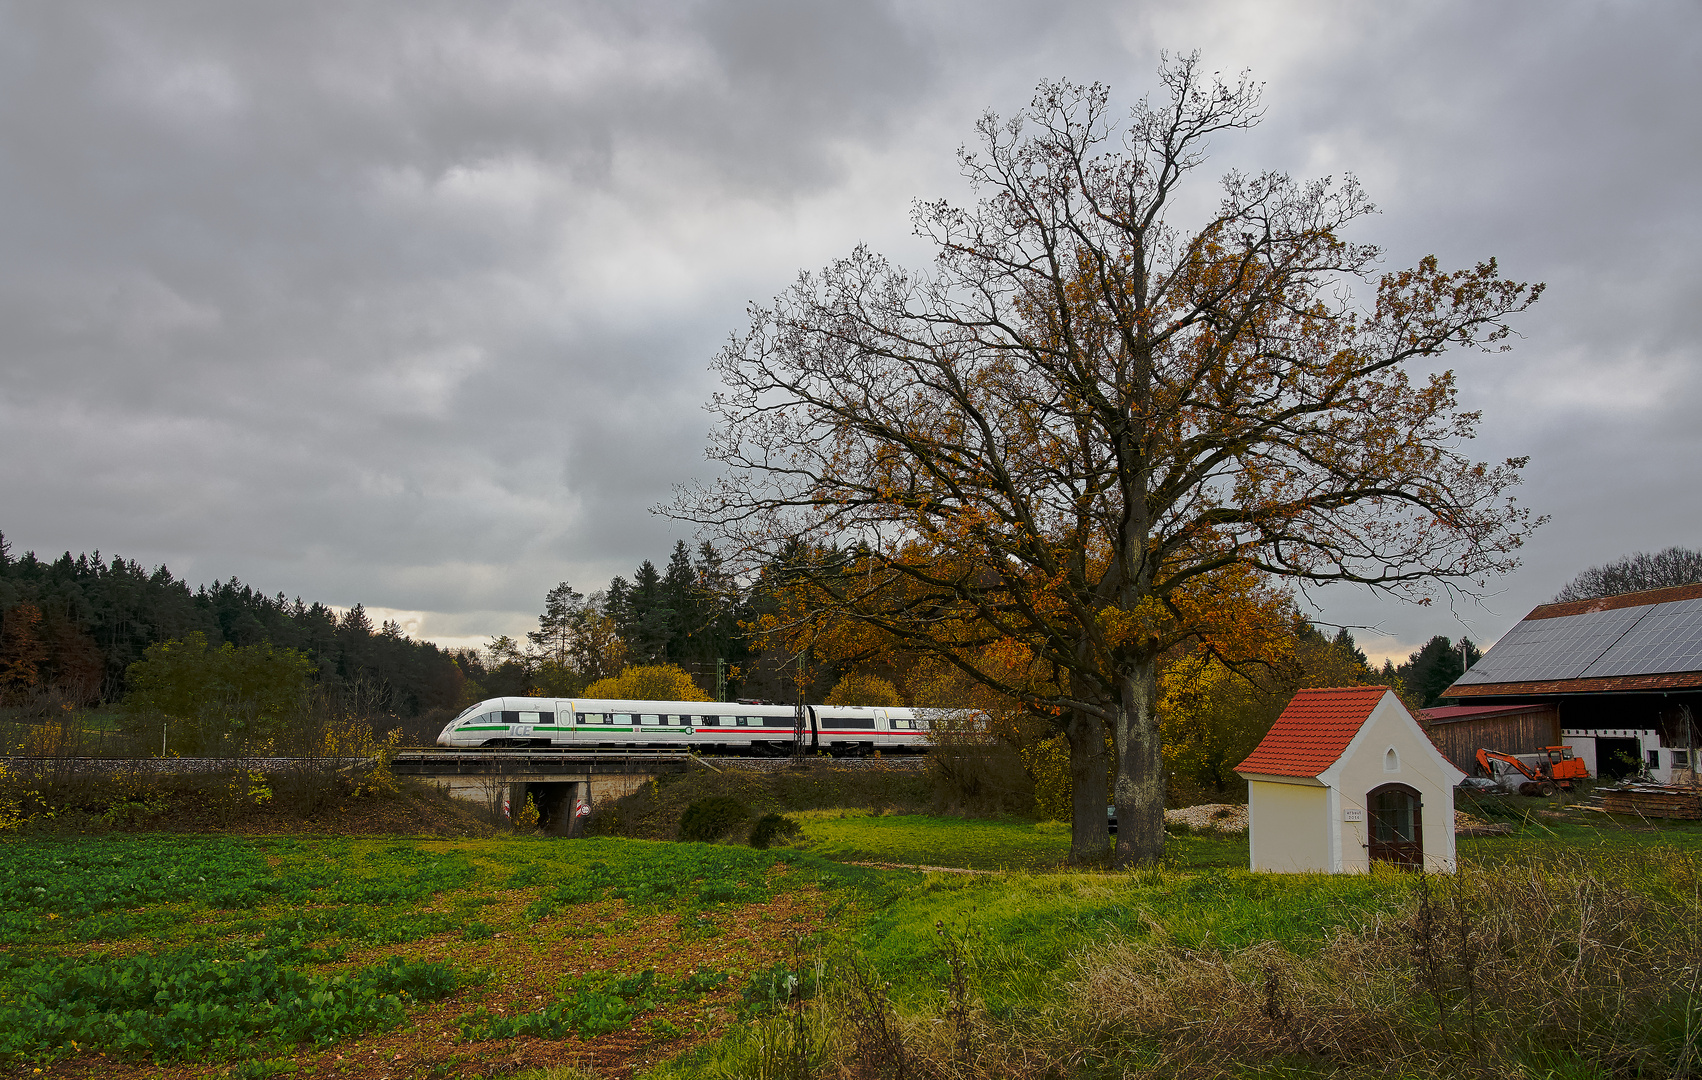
0, 532, 787, 750
0, 528, 1468, 771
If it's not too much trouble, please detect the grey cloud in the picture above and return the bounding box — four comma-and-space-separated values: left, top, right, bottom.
1, 0, 1698, 656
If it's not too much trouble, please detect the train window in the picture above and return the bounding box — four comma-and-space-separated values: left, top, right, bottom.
613, 713, 634, 726
537, 712, 553, 724
520, 712, 539, 724
502, 711, 519, 724
584, 713, 603, 725
895, 719, 912, 729
639, 714, 661, 726
699, 716, 719, 726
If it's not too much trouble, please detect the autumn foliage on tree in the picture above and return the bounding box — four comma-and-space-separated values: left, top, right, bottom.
583, 663, 711, 702
825, 672, 903, 708
671, 57, 1541, 864
0, 602, 47, 701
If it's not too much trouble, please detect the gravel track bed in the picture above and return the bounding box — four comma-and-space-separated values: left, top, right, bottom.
709, 755, 928, 772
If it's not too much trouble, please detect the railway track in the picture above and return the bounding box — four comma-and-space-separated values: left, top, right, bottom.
1, 750, 928, 773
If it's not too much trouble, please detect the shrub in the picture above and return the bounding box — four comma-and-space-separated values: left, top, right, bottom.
825, 674, 902, 707
0, 764, 20, 832
748, 813, 801, 849
515, 793, 540, 832
586, 767, 931, 840
583, 664, 710, 702
926, 738, 1036, 817
678, 796, 750, 843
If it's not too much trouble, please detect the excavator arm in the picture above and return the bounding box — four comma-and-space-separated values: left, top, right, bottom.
1476, 748, 1556, 796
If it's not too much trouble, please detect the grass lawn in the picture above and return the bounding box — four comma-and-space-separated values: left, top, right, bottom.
791, 809, 1250, 871
787, 811, 1400, 1008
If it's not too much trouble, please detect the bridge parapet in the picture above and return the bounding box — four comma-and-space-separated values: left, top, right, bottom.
391, 751, 694, 820
390, 751, 691, 779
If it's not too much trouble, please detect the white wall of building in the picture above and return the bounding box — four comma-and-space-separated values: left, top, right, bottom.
1247, 778, 1329, 873
1328, 697, 1461, 874
1561, 726, 1668, 781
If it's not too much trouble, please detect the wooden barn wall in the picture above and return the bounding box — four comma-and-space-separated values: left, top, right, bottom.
1427, 708, 1560, 773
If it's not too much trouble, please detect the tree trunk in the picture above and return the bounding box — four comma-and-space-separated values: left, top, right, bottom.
1065, 706, 1111, 860
1113, 658, 1165, 866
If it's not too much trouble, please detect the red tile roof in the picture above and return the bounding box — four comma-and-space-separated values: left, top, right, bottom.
1235, 686, 1390, 778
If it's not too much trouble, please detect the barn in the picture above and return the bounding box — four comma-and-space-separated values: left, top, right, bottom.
1236, 687, 1466, 874
1442, 583, 1702, 782
1419, 702, 1560, 775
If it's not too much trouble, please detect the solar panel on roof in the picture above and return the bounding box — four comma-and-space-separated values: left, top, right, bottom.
1456, 593, 1702, 688
1579, 596, 1702, 677
1451, 605, 1645, 685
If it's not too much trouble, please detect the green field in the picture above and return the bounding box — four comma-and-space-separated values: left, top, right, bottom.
791, 808, 1249, 870
0, 805, 1696, 1078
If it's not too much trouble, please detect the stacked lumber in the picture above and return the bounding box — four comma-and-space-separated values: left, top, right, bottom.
1597, 785, 1702, 819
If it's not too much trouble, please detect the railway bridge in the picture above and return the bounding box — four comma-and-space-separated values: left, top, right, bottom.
391, 750, 696, 831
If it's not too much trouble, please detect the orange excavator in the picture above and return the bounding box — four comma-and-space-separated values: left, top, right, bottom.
1475, 746, 1589, 796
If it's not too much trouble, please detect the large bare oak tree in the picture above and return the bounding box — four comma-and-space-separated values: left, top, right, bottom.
669, 57, 1542, 863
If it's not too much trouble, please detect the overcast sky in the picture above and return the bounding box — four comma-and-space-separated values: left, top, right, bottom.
1, 1, 1697, 663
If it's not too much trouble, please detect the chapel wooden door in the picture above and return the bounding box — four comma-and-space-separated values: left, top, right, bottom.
1368, 784, 1423, 870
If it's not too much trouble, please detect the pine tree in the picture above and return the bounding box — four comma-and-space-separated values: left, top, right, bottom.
527, 581, 584, 666
1395, 635, 1482, 708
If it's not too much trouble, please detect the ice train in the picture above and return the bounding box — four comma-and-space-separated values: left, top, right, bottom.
436, 696, 932, 756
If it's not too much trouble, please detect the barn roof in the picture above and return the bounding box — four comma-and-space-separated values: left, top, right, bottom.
1235, 686, 1389, 778
1419, 703, 1551, 725
1444, 583, 1702, 699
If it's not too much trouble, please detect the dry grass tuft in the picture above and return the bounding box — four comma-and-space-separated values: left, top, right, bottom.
1070, 850, 1702, 1077
785, 849, 1702, 1080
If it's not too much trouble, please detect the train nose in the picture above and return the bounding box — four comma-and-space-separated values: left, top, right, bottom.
436, 727, 453, 747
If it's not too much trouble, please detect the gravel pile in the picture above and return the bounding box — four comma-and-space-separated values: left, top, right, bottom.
1453, 811, 1513, 835
1155, 804, 1511, 836
1164, 803, 1248, 832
